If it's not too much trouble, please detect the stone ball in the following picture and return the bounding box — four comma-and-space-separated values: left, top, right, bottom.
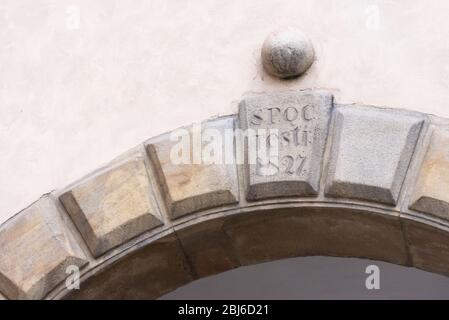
261, 28, 315, 79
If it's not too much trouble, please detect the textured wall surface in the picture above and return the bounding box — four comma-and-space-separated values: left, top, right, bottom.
2, 0, 449, 223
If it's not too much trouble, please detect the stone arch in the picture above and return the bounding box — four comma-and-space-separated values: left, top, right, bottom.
1, 89, 449, 299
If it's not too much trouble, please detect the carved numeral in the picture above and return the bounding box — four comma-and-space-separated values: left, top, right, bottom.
280, 154, 307, 176
256, 157, 278, 176
257, 154, 307, 176
296, 155, 306, 175
281, 155, 295, 175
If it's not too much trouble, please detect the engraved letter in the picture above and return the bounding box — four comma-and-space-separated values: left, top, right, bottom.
250, 109, 264, 125
281, 130, 291, 147
302, 104, 314, 121
284, 106, 299, 123
268, 107, 281, 124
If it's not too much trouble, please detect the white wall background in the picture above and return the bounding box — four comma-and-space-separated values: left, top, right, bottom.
2, 0, 449, 223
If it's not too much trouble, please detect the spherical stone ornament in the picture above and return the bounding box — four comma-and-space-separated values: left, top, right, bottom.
261, 28, 315, 79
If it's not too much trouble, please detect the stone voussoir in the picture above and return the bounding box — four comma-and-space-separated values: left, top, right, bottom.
65, 233, 194, 300
60, 154, 163, 258
239, 89, 333, 200
325, 105, 425, 205
409, 125, 449, 220
402, 216, 449, 277
146, 116, 239, 220
0, 196, 87, 299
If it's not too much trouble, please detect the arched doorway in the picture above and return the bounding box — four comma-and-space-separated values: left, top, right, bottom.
1, 90, 449, 300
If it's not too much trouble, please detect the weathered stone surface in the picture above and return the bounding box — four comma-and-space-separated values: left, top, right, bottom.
239, 90, 332, 200
147, 117, 239, 219
261, 28, 315, 79
326, 106, 424, 205
66, 234, 193, 299
403, 217, 449, 276
0, 196, 87, 299
223, 207, 408, 267
60, 155, 162, 257
0, 292, 6, 300
409, 127, 449, 220
175, 217, 240, 278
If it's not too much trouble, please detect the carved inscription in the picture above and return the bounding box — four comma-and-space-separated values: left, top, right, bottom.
251, 104, 314, 178
239, 90, 332, 200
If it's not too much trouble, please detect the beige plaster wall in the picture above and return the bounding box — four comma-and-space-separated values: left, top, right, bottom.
1, 0, 448, 224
